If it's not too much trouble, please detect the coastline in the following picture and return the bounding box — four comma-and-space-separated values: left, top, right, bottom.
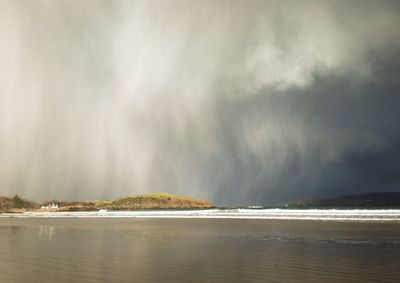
2, 208, 400, 222
0, 192, 211, 213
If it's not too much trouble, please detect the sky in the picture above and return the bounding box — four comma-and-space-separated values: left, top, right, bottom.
0, 0, 399, 205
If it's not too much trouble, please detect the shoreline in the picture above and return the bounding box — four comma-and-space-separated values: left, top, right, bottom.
2, 208, 400, 222
0, 192, 212, 212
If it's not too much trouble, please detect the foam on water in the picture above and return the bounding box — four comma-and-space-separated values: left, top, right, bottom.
2, 208, 400, 221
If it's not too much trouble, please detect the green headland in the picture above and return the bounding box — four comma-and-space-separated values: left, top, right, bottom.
0, 192, 211, 213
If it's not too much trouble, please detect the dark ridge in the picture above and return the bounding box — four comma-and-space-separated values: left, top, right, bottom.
287, 192, 400, 208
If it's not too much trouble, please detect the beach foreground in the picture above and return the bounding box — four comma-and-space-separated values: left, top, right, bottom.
0, 218, 399, 282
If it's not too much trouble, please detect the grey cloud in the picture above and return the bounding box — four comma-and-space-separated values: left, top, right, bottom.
0, 0, 399, 205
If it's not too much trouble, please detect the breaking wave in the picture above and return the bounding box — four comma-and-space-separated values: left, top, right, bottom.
3, 208, 400, 221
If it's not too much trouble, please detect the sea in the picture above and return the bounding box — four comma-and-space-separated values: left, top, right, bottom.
1, 209, 400, 282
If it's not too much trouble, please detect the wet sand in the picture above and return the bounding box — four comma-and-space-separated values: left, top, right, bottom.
0, 218, 399, 282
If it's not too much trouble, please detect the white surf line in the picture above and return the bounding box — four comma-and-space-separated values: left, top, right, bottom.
1, 209, 400, 221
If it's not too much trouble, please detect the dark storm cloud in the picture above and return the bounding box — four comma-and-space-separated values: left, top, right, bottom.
215, 63, 400, 204
0, 0, 399, 205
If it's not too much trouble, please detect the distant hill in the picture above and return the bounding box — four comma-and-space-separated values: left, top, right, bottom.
286, 192, 400, 208
95, 192, 211, 210
0, 192, 211, 212
0, 195, 39, 212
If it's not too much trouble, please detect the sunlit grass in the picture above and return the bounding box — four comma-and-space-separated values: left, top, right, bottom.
1, 192, 210, 211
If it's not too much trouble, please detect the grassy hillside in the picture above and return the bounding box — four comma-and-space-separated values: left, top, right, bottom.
0, 192, 211, 212
95, 192, 211, 210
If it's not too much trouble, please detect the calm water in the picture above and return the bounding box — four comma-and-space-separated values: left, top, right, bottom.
0, 218, 400, 282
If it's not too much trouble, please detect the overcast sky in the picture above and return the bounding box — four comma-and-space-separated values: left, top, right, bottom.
0, 0, 399, 205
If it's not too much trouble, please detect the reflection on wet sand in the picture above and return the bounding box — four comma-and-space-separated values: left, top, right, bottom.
0, 218, 399, 282
38, 225, 56, 240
